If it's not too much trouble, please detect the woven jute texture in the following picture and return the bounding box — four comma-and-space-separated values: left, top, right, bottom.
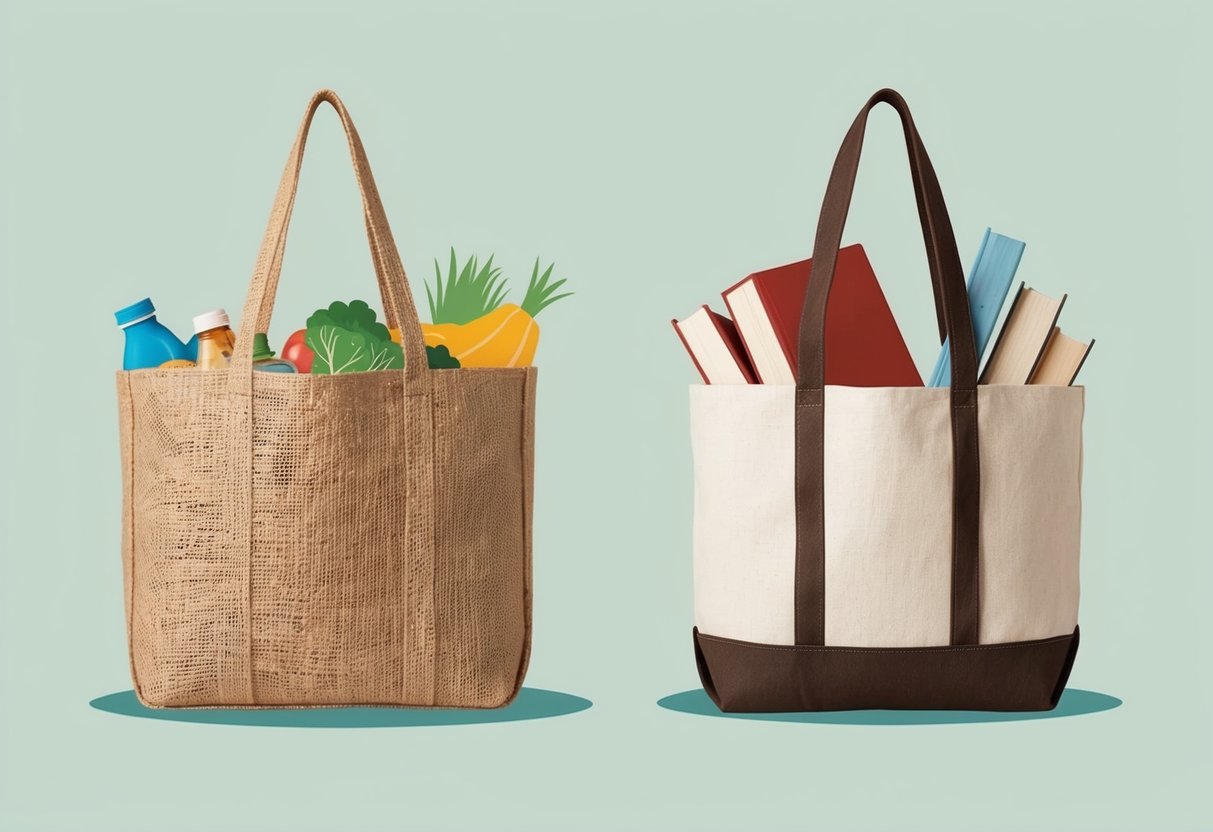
116, 90, 535, 709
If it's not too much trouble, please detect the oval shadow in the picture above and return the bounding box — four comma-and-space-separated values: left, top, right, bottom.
90, 688, 592, 728
656, 688, 1121, 725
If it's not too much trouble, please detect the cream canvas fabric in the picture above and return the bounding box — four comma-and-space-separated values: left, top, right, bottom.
691, 384, 1083, 648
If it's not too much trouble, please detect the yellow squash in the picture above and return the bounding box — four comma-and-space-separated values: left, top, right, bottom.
390, 304, 541, 368
423, 303, 539, 368
393, 252, 569, 368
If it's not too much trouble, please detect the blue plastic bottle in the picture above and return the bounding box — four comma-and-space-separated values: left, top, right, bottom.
115, 298, 189, 370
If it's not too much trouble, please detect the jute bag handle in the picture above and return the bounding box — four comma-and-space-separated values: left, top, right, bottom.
794, 89, 982, 646
228, 89, 429, 388
220, 91, 439, 705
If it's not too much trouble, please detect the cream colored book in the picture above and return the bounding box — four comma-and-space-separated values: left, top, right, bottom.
980, 284, 1066, 384
671, 306, 757, 385
1030, 328, 1094, 386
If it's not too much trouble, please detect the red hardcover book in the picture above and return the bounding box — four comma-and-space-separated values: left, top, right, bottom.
722, 244, 922, 386
672, 306, 758, 384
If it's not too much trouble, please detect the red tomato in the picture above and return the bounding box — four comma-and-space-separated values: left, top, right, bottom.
281, 328, 314, 373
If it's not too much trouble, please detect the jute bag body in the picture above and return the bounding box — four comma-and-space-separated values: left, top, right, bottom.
116, 90, 535, 708
691, 89, 1083, 712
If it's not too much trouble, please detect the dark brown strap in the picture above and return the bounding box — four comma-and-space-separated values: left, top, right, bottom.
794, 89, 981, 646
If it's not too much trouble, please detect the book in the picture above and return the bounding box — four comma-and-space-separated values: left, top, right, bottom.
980, 284, 1066, 384
722, 244, 922, 386
1029, 328, 1094, 386
928, 228, 1025, 387
671, 306, 757, 384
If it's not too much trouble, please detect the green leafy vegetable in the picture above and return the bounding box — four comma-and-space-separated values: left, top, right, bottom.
306, 300, 404, 374
427, 249, 509, 325
426, 345, 461, 369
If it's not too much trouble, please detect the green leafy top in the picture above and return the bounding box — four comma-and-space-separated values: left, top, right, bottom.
306, 299, 403, 374
426, 250, 509, 325
520, 259, 573, 318
425, 249, 573, 323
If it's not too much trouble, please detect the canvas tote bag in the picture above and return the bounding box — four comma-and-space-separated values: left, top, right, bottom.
116, 90, 535, 709
691, 89, 1083, 712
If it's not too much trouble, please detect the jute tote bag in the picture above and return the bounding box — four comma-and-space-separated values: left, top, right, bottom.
691, 89, 1083, 712
116, 90, 535, 709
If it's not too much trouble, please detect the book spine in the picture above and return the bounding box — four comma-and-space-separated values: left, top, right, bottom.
929, 229, 1026, 387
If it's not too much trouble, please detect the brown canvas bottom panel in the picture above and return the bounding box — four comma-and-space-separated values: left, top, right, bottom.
694, 626, 1079, 713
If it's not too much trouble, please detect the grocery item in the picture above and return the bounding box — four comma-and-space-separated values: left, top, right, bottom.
252, 333, 297, 373
114, 297, 189, 370
193, 308, 236, 369
305, 300, 402, 373
425, 344, 461, 368
159, 359, 197, 369
280, 328, 314, 373
421, 251, 571, 367
387, 329, 462, 369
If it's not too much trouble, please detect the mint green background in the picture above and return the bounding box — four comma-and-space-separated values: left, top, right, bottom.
2, 0, 1210, 829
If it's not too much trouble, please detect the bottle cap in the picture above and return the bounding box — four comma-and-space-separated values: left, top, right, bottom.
192, 308, 231, 335
251, 333, 276, 362
115, 298, 156, 328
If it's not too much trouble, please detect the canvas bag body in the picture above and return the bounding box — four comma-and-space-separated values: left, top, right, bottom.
690, 90, 1082, 712
116, 90, 535, 709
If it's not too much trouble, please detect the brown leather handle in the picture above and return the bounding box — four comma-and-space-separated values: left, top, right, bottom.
793, 89, 981, 647
797, 88, 978, 390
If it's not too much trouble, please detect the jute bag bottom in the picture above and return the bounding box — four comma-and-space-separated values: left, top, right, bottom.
130, 666, 530, 712
693, 627, 1080, 713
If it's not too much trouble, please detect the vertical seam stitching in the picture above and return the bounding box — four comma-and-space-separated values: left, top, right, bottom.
426, 391, 437, 706
122, 374, 144, 702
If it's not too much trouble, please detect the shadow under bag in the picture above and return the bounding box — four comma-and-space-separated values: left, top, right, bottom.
117, 90, 535, 708
691, 89, 1082, 712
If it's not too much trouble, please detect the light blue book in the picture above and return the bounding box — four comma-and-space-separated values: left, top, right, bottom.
929, 228, 1026, 387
